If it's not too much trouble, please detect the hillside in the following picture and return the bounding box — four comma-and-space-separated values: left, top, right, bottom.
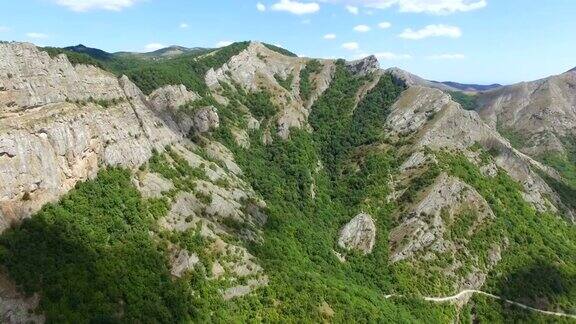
475, 70, 576, 215
0, 41, 574, 323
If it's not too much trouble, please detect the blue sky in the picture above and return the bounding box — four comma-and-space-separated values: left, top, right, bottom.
1, 0, 575, 84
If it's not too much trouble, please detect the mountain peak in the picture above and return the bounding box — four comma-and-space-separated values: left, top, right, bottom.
346, 55, 379, 76
64, 44, 113, 60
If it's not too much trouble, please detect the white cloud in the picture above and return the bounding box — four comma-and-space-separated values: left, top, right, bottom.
378, 21, 391, 29
271, 0, 320, 15
55, 0, 138, 12
257, 2, 266, 11
323, 33, 336, 40
342, 42, 359, 50
26, 32, 49, 39
353, 24, 371, 32
396, 0, 486, 14
324, 0, 486, 15
144, 43, 165, 52
179, 23, 189, 29
427, 53, 466, 60
0, 26, 10, 32
399, 24, 461, 40
346, 5, 359, 14
375, 52, 411, 60
216, 40, 234, 47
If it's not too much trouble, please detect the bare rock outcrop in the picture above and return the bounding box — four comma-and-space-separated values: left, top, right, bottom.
337, 213, 376, 254
205, 42, 335, 139
0, 271, 44, 323
148, 84, 201, 135
346, 55, 379, 76
193, 106, 220, 133
149, 85, 199, 110
389, 173, 495, 262
0, 43, 179, 230
387, 86, 571, 219
0, 42, 124, 111
477, 69, 576, 157
169, 248, 200, 278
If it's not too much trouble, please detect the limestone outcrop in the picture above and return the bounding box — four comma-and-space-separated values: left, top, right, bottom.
387, 86, 572, 220
477, 69, 576, 157
193, 106, 220, 133
346, 55, 379, 76
389, 173, 495, 262
337, 213, 376, 255
0, 44, 179, 230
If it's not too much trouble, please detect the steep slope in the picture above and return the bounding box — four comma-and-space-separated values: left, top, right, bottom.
0, 41, 574, 323
477, 70, 576, 156
0, 42, 271, 322
476, 69, 576, 213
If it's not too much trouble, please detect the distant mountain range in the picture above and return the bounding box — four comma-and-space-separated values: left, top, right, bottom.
63, 44, 210, 60
434, 81, 503, 92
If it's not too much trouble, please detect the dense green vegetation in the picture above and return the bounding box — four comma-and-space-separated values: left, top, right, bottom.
42, 42, 250, 95
0, 168, 193, 322
42, 47, 108, 70
195, 66, 462, 321
437, 151, 576, 314
262, 43, 298, 57
469, 294, 576, 323
448, 91, 478, 111
299, 59, 323, 101
274, 73, 294, 91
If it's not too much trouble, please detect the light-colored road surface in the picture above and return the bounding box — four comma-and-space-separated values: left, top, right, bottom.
385, 290, 576, 319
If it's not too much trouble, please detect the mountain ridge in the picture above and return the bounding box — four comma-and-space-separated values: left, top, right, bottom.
0, 40, 575, 323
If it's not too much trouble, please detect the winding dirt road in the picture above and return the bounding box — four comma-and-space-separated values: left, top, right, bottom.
385, 290, 576, 320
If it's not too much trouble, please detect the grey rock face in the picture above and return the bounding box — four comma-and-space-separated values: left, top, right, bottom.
205, 42, 335, 139
387, 85, 571, 220
0, 271, 44, 323
170, 249, 200, 278
193, 106, 220, 133
389, 173, 495, 262
477, 70, 576, 157
136, 173, 174, 198
0, 42, 124, 111
149, 84, 199, 110
337, 213, 376, 254
346, 55, 379, 76
148, 85, 200, 135
0, 43, 179, 230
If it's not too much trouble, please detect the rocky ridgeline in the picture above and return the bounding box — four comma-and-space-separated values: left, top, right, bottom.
0, 42, 270, 321
477, 69, 576, 157
0, 40, 575, 322
387, 86, 572, 220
